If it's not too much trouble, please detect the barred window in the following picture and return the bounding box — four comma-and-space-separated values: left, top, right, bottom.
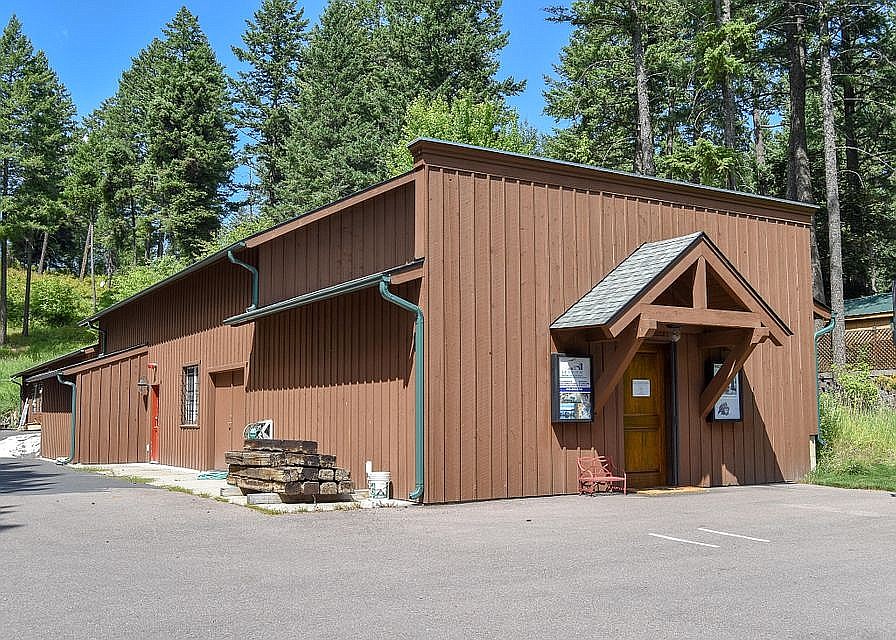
31, 384, 43, 414
181, 365, 199, 425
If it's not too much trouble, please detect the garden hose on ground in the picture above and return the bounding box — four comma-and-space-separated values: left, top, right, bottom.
197, 471, 228, 480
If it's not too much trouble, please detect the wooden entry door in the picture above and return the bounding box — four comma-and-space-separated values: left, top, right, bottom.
623, 346, 668, 488
212, 369, 246, 469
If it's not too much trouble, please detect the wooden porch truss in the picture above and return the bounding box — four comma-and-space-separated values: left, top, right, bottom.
552, 233, 791, 418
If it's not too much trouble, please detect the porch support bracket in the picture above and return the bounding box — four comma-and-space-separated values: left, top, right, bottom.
699, 327, 767, 419
592, 316, 657, 415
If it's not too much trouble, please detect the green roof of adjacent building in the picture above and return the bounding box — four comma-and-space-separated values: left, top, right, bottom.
844, 292, 892, 317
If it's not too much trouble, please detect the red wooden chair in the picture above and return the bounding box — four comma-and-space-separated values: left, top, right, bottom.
577, 455, 627, 495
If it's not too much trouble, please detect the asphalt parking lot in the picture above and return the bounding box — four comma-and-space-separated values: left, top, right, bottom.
1, 458, 894, 639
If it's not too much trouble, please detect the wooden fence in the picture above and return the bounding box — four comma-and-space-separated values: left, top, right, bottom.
817, 327, 896, 372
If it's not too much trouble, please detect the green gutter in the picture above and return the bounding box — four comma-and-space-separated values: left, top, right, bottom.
224, 272, 389, 326
227, 249, 259, 312
378, 277, 425, 503
55, 373, 77, 465
221, 268, 426, 502
814, 314, 837, 446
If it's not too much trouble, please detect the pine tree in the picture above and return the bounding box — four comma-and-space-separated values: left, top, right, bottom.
144, 8, 235, 259
284, 0, 389, 212
544, 0, 687, 176
376, 0, 523, 103
0, 16, 75, 341
15, 51, 76, 336
232, 0, 309, 220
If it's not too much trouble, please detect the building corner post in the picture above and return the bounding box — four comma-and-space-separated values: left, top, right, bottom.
55, 373, 77, 465
378, 277, 425, 503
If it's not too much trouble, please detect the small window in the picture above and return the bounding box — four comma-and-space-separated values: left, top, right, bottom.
181, 365, 199, 425
31, 384, 43, 414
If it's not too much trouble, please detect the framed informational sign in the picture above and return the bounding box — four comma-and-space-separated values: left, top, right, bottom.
708, 362, 742, 422
551, 353, 593, 422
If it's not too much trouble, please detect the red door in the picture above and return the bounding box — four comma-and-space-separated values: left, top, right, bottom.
150, 385, 160, 463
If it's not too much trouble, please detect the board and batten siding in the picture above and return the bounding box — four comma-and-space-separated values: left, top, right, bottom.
255, 181, 416, 305
38, 379, 75, 460
72, 350, 150, 464
419, 160, 815, 503
93, 180, 418, 474
244, 284, 418, 499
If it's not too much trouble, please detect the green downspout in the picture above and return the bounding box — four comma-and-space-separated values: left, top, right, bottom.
814, 314, 837, 446
55, 373, 77, 465
85, 320, 106, 355
227, 248, 259, 312
378, 276, 425, 503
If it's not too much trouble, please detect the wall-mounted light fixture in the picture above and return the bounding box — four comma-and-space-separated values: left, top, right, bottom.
136, 377, 150, 396
668, 325, 682, 343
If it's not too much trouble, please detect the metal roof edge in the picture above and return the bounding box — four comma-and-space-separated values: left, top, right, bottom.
79, 172, 418, 324
60, 343, 150, 376
80, 243, 245, 324
12, 343, 100, 379
241, 172, 415, 248
408, 138, 818, 218
224, 259, 424, 327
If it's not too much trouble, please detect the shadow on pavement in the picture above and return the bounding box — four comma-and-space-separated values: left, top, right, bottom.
0, 503, 22, 532
0, 458, 146, 496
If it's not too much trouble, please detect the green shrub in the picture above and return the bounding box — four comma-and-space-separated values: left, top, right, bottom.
30, 274, 92, 325
832, 362, 879, 411
98, 256, 186, 308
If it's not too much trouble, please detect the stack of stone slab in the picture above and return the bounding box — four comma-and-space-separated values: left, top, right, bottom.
225, 439, 352, 498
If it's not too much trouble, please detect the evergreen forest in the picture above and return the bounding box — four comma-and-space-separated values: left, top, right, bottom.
1, 0, 894, 368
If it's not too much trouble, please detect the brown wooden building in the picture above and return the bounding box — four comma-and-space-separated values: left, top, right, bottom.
17, 140, 818, 503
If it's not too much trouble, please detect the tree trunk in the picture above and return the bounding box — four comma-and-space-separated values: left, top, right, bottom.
90, 220, 97, 313
752, 95, 767, 196
129, 190, 138, 265
1, 159, 8, 345
37, 230, 49, 275
715, 0, 736, 188
840, 25, 866, 297
80, 222, 91, 280
0, 238, 7, 346
22, 243, 32, 338
786, 0, 825, 303
819, 0, 845, 366
631, 0, 656, 176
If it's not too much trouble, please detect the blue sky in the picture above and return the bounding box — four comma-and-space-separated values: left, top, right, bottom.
1, 0, 572, 134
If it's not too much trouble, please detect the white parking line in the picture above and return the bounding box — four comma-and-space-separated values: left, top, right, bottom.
697, 527, 770, 543
648, 533, 719, 548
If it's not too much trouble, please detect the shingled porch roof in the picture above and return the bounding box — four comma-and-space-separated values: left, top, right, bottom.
550, 232, 793, 419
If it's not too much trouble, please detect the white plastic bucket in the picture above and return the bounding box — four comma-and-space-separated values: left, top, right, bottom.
367, 471, 391, 500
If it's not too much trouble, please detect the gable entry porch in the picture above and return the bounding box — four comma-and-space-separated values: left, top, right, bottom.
551, 233, 792, 489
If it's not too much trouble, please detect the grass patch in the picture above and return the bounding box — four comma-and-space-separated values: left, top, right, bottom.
806, 463, 896, 491
245, 503, 283, 515
807, 387, 896, 492
70, 465, 112, 475
119, 475, 155, 485
0, 322, 95, 421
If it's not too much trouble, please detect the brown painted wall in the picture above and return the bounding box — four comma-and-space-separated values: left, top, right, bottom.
89, 183, 417, 473
419, 161, 815, 503
38, 379, 73, 460
244, 284, 418, 498
73, 350, 150, 463
256, 182, 416, 305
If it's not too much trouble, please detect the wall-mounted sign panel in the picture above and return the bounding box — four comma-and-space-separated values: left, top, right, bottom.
631, 379, 651, 397
708, 362, 742, 421
551, 353, 593, 422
